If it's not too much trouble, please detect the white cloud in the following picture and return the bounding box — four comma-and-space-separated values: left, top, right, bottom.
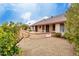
26, 16, 49, 25
10, 3, 37, 12
26, 20, 36, 25
21, 12, 32, 20
41, 16, 49, 19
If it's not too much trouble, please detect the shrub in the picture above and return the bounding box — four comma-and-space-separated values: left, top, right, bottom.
0, 22, 22, 56
65, 3, 79, 55
28, 29, 32, 32
74, 45, 79, 56
20, 24, 29, 30
53, 32, 61, 38
64, 32, 76, 43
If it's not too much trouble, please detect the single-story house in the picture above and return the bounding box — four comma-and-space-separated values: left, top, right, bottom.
30, 15, 66, 35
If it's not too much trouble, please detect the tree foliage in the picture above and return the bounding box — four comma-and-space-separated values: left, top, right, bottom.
0, 22, 25, 56
20, 24, 29, 30
65, 3, 79, 55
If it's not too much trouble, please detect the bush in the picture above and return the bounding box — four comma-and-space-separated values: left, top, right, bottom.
74, 45, 79, 55
64, 32, 75, 42
20, 24, 29, 30
28, 29, 32, 32
0, 22, 21, 56
65, 3, 79, 55
53, 32, 61, 38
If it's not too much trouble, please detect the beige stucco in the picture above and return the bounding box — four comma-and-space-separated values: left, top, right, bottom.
49, 24, 53, 32
44, 25, 46, 32
31, 23, 65, 35
37, 26, 42, 32
31, 26, 35, 31
34, 25, 53, 32
36, 25, 47, 32
55, 23, 65, 36
31, 24, 59, 33
55, 24, 60, 33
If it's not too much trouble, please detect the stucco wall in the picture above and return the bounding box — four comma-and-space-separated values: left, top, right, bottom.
44, 25, 46, 32
31, 23, 65, 35
37, 26, 42, 32
49, 24, 52, 32
55, 24, 60, 33
31, 26, 35, 31
37, 25, 47, 32
55, 23, 65, 36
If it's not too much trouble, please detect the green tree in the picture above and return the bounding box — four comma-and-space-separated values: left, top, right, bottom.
20, 24, 29, 30
65, 3, 79, 55
0, 22, 23, 56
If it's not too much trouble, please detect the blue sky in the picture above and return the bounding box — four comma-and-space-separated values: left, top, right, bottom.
0, 3, 69, 25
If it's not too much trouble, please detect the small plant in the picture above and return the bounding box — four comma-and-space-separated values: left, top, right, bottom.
28, 29, 32, 32
54, 33, 61, 37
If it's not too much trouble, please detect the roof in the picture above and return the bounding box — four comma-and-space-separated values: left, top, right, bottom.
31, 15, 66, 26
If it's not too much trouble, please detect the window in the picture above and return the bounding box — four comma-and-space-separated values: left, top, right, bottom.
52, 24, 55, 31
60, 23, 64, 32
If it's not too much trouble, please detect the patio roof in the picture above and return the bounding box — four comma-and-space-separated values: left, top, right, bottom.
31, 15, 66, 26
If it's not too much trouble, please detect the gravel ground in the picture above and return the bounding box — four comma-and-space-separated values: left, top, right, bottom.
18, 33, 74, 56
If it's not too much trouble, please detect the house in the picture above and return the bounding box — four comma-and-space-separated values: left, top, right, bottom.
30, 15, 66, 35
